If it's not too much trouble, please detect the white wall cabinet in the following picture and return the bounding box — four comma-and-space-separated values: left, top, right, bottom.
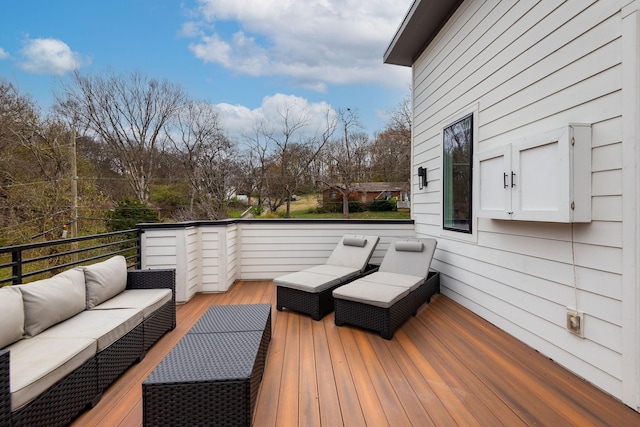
477, 124, 591, 223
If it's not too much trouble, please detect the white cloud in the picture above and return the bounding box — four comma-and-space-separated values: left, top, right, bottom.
186, 0, 412, 91
0, 47, 9, 60
214, 93, 336, 142
19, 38, 89, 75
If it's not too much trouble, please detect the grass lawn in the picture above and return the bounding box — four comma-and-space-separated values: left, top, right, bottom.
268, 194, 411, 220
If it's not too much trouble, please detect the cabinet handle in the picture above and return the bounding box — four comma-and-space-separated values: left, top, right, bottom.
504, 173, 508, 188
511, 172, 516, 187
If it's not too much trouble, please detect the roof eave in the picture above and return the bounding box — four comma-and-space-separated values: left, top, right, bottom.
383, 0, 463, 67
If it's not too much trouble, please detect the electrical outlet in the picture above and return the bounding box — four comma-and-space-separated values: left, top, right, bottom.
566, 309, 584, 337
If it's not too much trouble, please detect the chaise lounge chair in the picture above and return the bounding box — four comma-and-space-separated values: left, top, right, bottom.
332, 237, 438, 339
274, 234, 380, 320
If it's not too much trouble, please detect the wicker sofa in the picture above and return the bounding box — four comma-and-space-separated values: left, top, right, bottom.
0, 256, 176, 427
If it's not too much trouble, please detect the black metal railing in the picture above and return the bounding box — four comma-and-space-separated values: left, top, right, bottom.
0, 229, 141, 286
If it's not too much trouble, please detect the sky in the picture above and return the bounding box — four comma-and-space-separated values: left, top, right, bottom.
0, 0, 413, 141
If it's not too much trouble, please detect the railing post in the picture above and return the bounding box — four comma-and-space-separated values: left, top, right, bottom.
135, 228, 142, 269
12, 250, 22, 286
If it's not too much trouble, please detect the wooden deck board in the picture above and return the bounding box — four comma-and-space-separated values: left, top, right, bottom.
70, 281, 640, 427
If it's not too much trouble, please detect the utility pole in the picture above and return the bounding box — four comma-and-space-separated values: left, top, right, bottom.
70, 129, 78, 239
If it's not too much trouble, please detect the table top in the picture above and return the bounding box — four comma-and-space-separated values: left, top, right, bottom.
188, 304, 271, 334
143, 332, 263, 385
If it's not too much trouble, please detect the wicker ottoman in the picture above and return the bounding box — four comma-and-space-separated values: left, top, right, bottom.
143, 304, 271, 427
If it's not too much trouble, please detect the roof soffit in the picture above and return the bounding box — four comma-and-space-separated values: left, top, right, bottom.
384, 0, 463, 66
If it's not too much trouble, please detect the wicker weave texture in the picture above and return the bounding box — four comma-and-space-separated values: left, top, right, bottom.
97, 323, 144, 392
143, 304, 271, 427
0, 351, 10, 427
143, 301, 175, 350
334, 271, 440, 339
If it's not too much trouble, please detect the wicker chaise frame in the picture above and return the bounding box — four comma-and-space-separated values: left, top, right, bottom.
334, 271, 440, 340
0, 268, 176, 427
276, 264, 378, 320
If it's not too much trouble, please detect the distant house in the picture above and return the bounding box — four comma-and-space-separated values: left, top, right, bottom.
322, 182, 410, 205
386, 0, 640, 412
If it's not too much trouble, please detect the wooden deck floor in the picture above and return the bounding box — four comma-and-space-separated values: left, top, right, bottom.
72, 280, 640, 426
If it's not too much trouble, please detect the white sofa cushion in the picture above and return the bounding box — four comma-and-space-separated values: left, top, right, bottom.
19, 269, 87, 338
333, 280, 410, 308
84, 256, 128, 309
38, 308, 144, 352
0, 286, 25, 348
91, 289, 172, 317
7, 336, 96, 411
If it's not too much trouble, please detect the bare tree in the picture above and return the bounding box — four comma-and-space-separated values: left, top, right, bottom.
370, 95, 411, 182
55, 70, 187, 202
245, 102, 336, 217
165, 101, 236, 220
319, 108, 370, 218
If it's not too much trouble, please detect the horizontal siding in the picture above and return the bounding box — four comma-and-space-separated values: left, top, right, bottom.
411, 0, 626, 399
141, 220, 416, 300
239, 222, 415, 280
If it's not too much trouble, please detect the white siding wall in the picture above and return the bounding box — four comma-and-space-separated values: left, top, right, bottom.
411, 0, 631, 401
239, 221, 416, 280
141, 220, 415, 302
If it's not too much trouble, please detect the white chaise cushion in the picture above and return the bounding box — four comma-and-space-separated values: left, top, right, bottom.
19, 268, 87, 338
324, 234, 380, 271
274, 271, 341, 293
305, 265, 360, 280
0, 286, 24, 348
7, 336, 96, 410
333, 280, 410, 308
38, 308, 144, 352
360, 271, 425, 291
379, 238, 437, 278
84, 256, 128, 309
91, 289, 172, 317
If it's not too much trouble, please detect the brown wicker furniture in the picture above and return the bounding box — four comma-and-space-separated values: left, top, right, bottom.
0, 259, 176, 427
143, 304, 272, 427
275, 234, 380, 320
333, 238, 438, 339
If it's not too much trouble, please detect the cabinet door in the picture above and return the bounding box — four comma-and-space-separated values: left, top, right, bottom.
511, 127, 572, 222
477, 145, 512, 220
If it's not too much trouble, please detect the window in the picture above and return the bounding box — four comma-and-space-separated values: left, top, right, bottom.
443, 114, 473, 233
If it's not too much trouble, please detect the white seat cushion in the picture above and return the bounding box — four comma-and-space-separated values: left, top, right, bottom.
38, 309, 143, 352
333, 280, 410, 308
7, 336, 96, 410
91, 288, 172, 318
359, 271, 424, 291
274, 271, 341, 293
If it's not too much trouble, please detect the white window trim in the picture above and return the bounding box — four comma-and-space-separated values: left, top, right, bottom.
438, 103, 479, 244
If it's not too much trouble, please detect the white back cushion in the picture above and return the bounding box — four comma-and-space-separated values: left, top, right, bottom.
84, 255, 128, 309
19, 270, 86, 337
0, 286, 24, 348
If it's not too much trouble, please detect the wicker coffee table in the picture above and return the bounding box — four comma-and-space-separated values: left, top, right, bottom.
143, 304, 271, 427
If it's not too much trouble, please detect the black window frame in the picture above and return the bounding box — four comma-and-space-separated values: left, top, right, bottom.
442, 113, 473, 234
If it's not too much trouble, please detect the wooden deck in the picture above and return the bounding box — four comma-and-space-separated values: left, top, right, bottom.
72, 280, 640, 426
